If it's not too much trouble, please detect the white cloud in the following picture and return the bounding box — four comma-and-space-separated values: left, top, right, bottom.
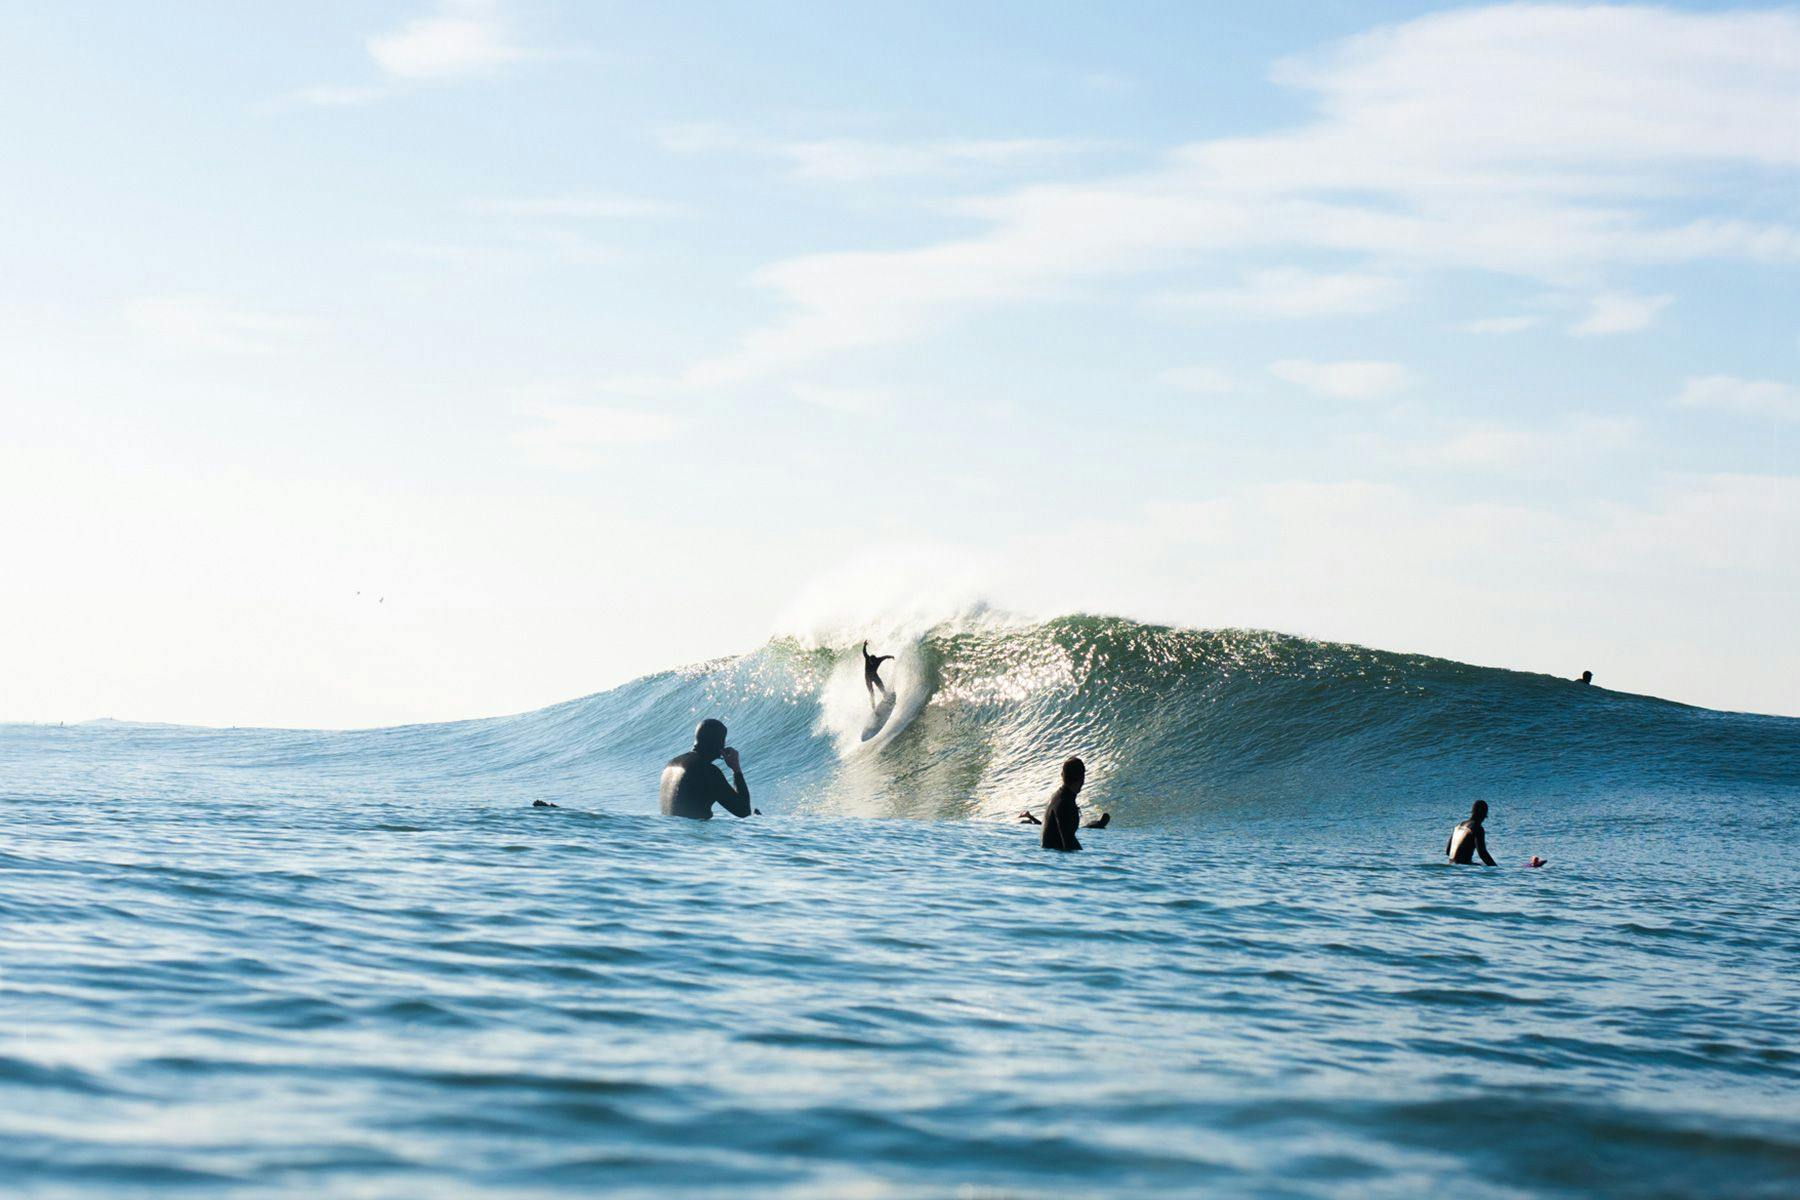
691, 5, 1800, 381
468, 194, 673, 219
1158, 366, 1234, 394
790, 383, 890, 415
382, 227, 615, 267
285, 84, 389, 108
514, 403, 683, 466
1570, 291, 1672, 336
655, 125, 1096, 183
781, 138, 1095, 183
1158, 268, 1407, 318
1398, 415, 1638, 468
1462, 314, 1542, 334
1269, 359, 1412, 400
125, 296, 307, 355
367, 0, 524, 81
1677, 375, 1800, 422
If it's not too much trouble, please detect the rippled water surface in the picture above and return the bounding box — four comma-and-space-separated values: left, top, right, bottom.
4, 747, 1798, 1198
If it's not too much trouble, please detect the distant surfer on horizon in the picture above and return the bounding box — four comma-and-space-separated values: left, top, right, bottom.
1445, 799, 1497, 865
659, 718, 754, 820
862, 641, 894, 709
1034, 757, 1099, 852
1578, 670, 1593, 685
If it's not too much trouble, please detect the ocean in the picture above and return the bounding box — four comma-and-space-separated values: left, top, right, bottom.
3, 615, 1797, 1197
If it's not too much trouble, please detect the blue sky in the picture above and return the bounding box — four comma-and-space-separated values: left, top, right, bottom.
1, 1, 1796, 726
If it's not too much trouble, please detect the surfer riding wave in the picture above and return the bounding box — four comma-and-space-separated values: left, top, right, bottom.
862, 641, 894, 710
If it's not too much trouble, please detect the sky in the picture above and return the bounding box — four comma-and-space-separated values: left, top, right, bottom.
1, 0, 1796, 727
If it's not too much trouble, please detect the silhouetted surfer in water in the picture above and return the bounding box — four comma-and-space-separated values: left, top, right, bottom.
1032, 757, 1104, 852
1445, 799, 1497, 865
659, 718, 754, 820
862, 641, 894, 709
1578, 670, 1593, 685
1019, 758, 1110, 834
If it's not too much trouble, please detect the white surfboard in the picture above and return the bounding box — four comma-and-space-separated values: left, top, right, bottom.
860, 689, 898, 742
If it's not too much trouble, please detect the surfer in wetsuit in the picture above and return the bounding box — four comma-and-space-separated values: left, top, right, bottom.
1578, 670, 1593, 685
862, 641, 894, 708
1037, 757, 1091, 852
1445, 799, 1497, 865
659, 718, 753, 820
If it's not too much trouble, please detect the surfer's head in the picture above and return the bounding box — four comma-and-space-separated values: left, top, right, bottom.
1062, 756, 1086, 791
1469, 799, 1488, 823
693, 718, 728, 760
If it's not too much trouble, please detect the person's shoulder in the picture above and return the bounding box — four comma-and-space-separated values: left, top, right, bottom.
665, 751, 697, 769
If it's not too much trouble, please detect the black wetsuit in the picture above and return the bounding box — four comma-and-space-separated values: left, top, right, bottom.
1446, 819, 1495, 865
659, 752, 751, 820
1040, 785, 1083, 852
863, 645, 893, 696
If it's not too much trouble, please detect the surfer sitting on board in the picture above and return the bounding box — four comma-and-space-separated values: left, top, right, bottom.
1036, 757, 1094, 852
1445, 799, 1497, 865
659, 718, 754, 820
862, 641, 894, 709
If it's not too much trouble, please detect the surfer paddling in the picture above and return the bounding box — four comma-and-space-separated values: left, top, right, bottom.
862, 641, 894, 709
1445, 799, 1497, 865
659, 719, 755, 820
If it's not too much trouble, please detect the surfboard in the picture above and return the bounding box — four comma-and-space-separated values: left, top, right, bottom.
861, 689, 898, 742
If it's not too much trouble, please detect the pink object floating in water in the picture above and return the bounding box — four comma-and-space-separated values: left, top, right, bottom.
1526, 856, 1547, 868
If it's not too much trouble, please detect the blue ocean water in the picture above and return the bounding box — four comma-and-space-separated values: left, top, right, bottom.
3, 616, 1798, 1197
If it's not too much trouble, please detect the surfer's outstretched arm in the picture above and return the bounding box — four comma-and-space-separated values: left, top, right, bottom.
1474, 826, 1495, 866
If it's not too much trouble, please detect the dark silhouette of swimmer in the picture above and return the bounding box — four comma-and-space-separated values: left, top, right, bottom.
1037, 757, 1091, 852
1446, 799, 1497, 865
1578, 670, 1593, 685
862, 641, 894, 707
659, 718, 753, 820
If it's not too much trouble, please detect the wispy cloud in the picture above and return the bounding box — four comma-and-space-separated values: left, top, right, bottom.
687, 6, 1800, 381
125, 296, 308, 355
790, 382, 891, 415
1462, 314, 1542, 335
1269, 359, 1412, 400
367, 0, 525, 81
289, 0, 529, 107
514, 402, 683, 467
1157, 268, 1407, 319
656, 125, 1097, 183
1399, 415, 1638, 469
286, 84, 390, 109
782, 138, 1097, 183
1677, 375, 1800, 422
382, 227, 615, 268
1158, 366, 1234, 395
468, 194, 675, 219
1570, 291, 1672, 336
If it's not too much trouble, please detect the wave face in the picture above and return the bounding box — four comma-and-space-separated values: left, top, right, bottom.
133, 614, 1795, 826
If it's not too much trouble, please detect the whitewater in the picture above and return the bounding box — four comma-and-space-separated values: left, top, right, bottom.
3, 615, 1797, 1197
